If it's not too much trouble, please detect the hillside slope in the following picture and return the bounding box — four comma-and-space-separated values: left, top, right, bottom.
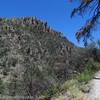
0, 17, 74, 99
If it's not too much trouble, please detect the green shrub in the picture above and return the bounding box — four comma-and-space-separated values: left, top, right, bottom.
77, 70, 94, 83
0, 79, 5, 94
77, 58, 100, 83
43, 84, 61, 99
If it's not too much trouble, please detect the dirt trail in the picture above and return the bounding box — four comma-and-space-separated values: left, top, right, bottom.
88, 71, 100, 100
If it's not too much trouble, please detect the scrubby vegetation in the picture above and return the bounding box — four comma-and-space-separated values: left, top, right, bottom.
46, 60, 100, 100
0, 17, 100, 100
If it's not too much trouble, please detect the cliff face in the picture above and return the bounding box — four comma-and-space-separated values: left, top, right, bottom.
0, 17, 74, 98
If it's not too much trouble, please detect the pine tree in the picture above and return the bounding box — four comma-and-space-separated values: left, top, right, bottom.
70, 0, 100, 46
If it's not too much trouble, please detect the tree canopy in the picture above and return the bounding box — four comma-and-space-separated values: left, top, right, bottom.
71, 0, 100, 46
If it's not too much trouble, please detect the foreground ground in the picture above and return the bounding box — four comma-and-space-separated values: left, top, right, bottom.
88, 71, 100, 100
50, 63, 100, 100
